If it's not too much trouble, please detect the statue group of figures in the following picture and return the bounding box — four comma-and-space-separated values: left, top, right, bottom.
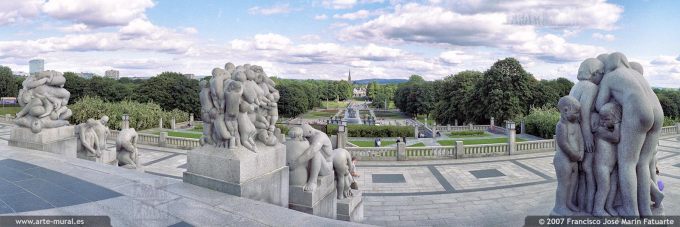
77, 116, 111, 158
552, 52, 664, 217
287, 124, 355, 199
76, 116, 139, 169
199, 62, 281, 151
15, 70, 72, 133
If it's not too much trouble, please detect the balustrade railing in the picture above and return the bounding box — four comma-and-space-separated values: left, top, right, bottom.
661, 126, 678, 136
461, 143, 508, 158
405, 146, 455, 159
346, 147, 397, 161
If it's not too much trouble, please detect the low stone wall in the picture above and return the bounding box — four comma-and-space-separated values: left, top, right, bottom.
108, 130, 200, 150
347, 125, 680, 161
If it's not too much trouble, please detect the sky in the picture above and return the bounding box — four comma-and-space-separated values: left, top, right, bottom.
0, 0, 679, 87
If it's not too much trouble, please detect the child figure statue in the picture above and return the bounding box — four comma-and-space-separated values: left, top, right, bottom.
552, 96, 584, 216
592, 102, 622, 216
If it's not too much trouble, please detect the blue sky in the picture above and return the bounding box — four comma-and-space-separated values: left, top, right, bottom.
0, 0, 679, 87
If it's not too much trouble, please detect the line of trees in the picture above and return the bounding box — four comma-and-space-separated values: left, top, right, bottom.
394, 58, 575, 125
365, 81, 397, 109
273, 78, 353, 118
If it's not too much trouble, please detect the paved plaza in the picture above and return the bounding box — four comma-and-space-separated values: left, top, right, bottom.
1, 123, 680, 226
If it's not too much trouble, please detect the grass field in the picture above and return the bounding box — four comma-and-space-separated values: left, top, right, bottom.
437, 137, 527, 146
302, 110, 338, 118
447, 132, 491, 138
408, 142, 426, 147
322, 101, 349, 109
349, 140, 396, 147
0, 106, 21, 116
373, 111, 408, 119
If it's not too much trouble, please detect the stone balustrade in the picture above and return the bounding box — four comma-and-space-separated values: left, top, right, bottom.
661, 125, 679, 136
345, 147, 398, 161
108, 130, 197, 150
515, 139, 556, 154
404, 146, 456, 160
461, 143, 509, 158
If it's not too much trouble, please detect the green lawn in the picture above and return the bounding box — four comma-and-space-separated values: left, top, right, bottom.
437, 137, 527, 146
408, 142, 426, 147
303, 110, 338, 118
152, 131, 203, 139
0, 106, 21, 116
447, 132, 491, 138
349, 140, 396, 147
322, 101, 349, 109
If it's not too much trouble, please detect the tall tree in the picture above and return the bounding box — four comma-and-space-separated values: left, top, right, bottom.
473, 58, 538, 123
432, 70, 483, 124
135, 72, 200, 117
0, 66, 17, 97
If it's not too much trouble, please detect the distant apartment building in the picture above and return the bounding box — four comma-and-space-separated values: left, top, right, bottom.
105, 69, 120, 80
29, 59, 44, 75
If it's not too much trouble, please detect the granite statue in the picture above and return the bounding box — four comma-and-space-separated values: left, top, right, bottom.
116, 128, 139, 169
332, 148, 354, 199
79, 119, 102, 158
552, 52, 664, 217
287, 127, 310, 186
199, 63, 280, 151
93, 116, 111, 152
552, 96, 583, 216
291, 124, 334, 191
14, 70, 72, 133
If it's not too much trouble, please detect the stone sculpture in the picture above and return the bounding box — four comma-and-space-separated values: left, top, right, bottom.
552, 96, 583, 215
184, 62, 288, 207
332, 148, 354, 199
552, 52, 664, 217
14, 70, 72, 133
287, 127, 310, 186
80, 119, 102, 158
294, 124, 334, 191
199, 63, 280, 151
116, 128, 139, 169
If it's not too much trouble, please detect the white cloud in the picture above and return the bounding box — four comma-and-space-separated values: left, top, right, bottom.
314, 14, 328, 20
592, 33, 615, 41
438, 50, 474, 65
323, 0, 358, 9
253, 33, 292, 50
0, 0, 44, 25
42, 0, 154, 27
248, 4, 293, 15
58, 23, 90, 33
437, 0, 622, 30
342, 3, 608, 63
0, 20, 194, 59
650, 55, 679, 65
333, 10, 370, 20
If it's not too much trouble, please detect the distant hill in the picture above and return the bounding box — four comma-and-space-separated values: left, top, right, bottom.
352, 79, 408, 85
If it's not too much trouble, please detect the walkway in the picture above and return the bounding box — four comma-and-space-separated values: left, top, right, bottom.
3, 123, 679, 226
0, 123, 364, 227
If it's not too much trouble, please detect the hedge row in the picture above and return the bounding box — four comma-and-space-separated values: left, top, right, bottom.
327, 124, 414, 137
69, 96, 189, 130
521, 107, 560, 139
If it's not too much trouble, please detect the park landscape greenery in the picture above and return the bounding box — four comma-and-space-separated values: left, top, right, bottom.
1, 58, 680, 138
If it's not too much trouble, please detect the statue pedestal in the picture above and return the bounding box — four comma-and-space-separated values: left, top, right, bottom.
337, 190, 364, 222
77, 148, 118, 165
289, 174, 337, 219
183, 142, 289, 207
9, 126, 77, 158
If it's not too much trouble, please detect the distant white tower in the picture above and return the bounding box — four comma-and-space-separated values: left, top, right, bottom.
29, 59, 44, 75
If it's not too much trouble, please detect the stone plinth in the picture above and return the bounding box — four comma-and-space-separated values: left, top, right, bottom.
289, 174, 337, 219
77, 148, 118, 165
183, 142, 289, 207
337, 190, 364, 222
9, 126, 77, 158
